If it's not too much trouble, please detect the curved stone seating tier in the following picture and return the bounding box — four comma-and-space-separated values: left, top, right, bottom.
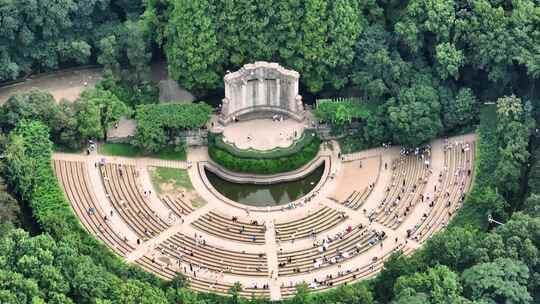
160, 233, 268, 277
411, 142, 475, 242
52, 133, 476, 300
277, 226, 385, 276
275, 207, 346, 242
99, 163, 169, 239
382, 155, 429, 229
160, 194, 194, 217
135, 256, 269, 298
53, 160, 134, 256
370, 153, 430, 229
343, 187, 372, 210
191, 211, 266, 244
280, 245, 413, 297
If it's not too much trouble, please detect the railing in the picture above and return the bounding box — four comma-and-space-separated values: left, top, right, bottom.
316, 97, 363, 108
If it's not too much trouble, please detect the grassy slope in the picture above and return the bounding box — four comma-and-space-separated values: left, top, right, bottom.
150, 167, 193, 194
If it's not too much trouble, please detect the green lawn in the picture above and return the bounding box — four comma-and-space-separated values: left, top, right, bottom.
154, 145, 187, 161
150, 167, 193, 194
53, 144, 84, 153
98, 143, 142, 157
98, 143, 186, 160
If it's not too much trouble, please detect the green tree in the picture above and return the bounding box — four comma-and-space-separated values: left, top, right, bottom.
527, 148, 540, 195
74, 98, 102, 142
441, 88, 478, 132
228, 282, 244, 304
296, 0, 328, 92
458, 1, 514, 83
55, 101, 83, 149
291, 282, 312, 304
324, 0, 365, 89
164, 0, 223, 91
435, 42, 464, 80
214, 1, 277, 67
523, 194, 540, 217
395, 0, 456, 53
2, 133, 37, 202
394, 265, 465, 304
0, 0, 139, 82
492, 213, 540, 273
132, 103, 211, 152
495, 95, 534, 202
314, 101, 371, 131
0, 89, 60, 132
61, 41, 92, 65
392, 288, 430, 304
461, 258, 532, 304
78, 88, 130, 140
115, 280, 168, 304
351, 24, 409, 101
387, 81, 442, 147
0, 167, 20, 228
421, 227, 482, 272
330, 284, 373, 304
123, 20, 152, 84
468, 186, 509, 225
98, 36, 121, 76
0, 89, 84, 149
372, 251, 421, 303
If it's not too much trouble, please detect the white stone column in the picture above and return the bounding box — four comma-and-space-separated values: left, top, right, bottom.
289, 79, 296, 112
258, 78, 265, 107
242, 79, 247, 113
276, 79, 281, 108
230, 84, 237, 114
224, 80, 229, 100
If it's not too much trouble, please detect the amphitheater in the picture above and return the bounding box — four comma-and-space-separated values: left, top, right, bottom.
52, 131, 475, 300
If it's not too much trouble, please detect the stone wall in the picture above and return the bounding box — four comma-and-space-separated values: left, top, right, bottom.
220, 62, 304, 124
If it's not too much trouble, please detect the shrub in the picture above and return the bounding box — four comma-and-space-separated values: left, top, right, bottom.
132, 103, 212, 152
208, 129, 318, 159
97, 75, 159, 107
208, 134, 321, 174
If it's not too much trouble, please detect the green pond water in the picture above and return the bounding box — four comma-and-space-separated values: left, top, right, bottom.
205, 165, 324, 207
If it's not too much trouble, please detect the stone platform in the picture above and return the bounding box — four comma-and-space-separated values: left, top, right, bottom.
220, 118, 306, 151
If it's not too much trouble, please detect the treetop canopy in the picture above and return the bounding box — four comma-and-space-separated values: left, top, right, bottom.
135, 103, 213, 130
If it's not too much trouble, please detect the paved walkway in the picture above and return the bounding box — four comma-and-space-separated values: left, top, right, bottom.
52, 133, 476, 301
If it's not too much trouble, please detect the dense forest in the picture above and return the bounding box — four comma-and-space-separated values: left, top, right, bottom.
1, 0, 540, 303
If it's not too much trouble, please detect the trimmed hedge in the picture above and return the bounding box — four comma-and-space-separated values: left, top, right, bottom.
133, 103, 212, 153
208, 134, 321, 174
208, 129, 318, 159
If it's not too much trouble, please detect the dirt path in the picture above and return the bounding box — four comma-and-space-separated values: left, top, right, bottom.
0, 67, 103, 104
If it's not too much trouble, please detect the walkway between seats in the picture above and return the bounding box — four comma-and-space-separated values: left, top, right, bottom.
125, 203, 213, 262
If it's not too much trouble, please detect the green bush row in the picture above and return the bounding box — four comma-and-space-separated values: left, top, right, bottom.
208, 129, 318, 159
133, 103, 212, 153
208, 135, 321, 174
